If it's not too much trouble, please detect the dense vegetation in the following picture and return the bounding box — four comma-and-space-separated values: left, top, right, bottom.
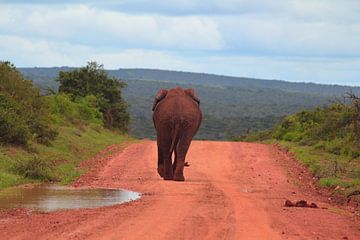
4, 64, 360, 194
273, 101, 360, 158
57, 62, 129, 132
0, 62, 131, 189
19, 67, 360, 140
20, 67, 360, 96
235, 99, 360, 194
0, 62, 57, 145
109, 68, 360, 96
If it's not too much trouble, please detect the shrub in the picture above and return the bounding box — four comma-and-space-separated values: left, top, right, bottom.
56, 62, 129, 132
11, 155, 56, 181
46, 93, 78, 124
282, 132, 301, 142
46, 93, 103, 125
270, 103, 360, 159
75, 95, 103, 124
0, 94, 30, 144
324, 138, 343, 155
0, 61, 57, 145
313, 141, 326, 150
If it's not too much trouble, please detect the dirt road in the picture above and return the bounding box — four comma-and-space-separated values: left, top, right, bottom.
1, 141, 359, 239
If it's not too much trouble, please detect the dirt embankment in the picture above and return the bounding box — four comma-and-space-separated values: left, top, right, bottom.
0, 141, 359, 239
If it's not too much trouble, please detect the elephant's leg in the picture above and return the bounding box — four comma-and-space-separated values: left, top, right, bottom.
173, 137, 192, 181
157, 138, 164, 177
159, 131, 173, 180
173, 148, 183, 181
163, 151, 173, 181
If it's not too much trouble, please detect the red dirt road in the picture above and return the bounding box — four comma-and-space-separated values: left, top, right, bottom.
1, 141, 359, 239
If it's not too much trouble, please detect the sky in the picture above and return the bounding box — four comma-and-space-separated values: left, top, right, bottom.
0, 0, 359, 86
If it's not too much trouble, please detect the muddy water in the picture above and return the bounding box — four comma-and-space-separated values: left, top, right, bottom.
0, 185, 140, 212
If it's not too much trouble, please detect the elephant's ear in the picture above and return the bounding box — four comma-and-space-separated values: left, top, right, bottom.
152, 89, 168, 111
184, 88, 200, 105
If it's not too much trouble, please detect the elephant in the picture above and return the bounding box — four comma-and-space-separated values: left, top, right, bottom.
152, 87, 202, 181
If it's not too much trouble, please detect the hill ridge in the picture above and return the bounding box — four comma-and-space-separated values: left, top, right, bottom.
18, 67, 360, 139
19, 67, 360, 96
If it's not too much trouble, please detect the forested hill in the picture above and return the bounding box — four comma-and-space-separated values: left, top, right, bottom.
109, 68, 360, 96
20, 67, 360, 96
18, 67, 360, 140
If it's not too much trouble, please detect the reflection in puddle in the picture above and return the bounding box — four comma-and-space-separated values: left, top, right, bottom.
0, 185, 140, 212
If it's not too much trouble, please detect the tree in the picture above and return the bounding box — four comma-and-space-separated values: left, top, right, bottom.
56, 62, 129, 132
0, 61, 57, 145
345, 92, 360, 139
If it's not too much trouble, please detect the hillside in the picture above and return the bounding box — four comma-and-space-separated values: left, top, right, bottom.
0, 62, 132, 189
110, 68, 360, 96
20, 67, 360, 96
235, 100, 360, 200
19, 67, 360, 140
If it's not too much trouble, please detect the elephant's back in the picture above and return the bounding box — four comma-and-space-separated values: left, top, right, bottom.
153, 95, 201, 124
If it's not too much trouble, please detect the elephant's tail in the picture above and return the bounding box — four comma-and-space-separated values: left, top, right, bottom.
170, 121, 180, 154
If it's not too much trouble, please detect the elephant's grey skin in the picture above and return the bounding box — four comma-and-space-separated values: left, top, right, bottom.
152, 87, 202, 181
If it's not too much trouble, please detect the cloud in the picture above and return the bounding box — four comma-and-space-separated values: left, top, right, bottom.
3, 0, 360, 19
216, 14, 360, 57
0, 35, 92, 66
2, 2, 359, 58
0, 1, 286, 15
1, 34, 359, 85
0, 1, 359, 85
0, 4, 223, 50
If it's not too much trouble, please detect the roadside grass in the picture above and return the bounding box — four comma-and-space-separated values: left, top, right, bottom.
270, 140, 360, 196
0, 124, 133, 189
0, 172, 27, 189
234, 103, 360, 199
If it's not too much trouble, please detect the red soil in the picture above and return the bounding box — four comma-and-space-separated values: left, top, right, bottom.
0, 140, 359, 239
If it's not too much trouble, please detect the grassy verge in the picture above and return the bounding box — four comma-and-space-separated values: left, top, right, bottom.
269, 140, 360, 197
0, 124, 133, 190
234, 100, 360, 200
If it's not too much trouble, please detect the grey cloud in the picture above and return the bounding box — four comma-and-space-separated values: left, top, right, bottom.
2, 0, 360, 19
0, 1, 322, 16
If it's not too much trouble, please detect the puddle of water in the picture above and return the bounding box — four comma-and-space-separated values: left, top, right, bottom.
0, 185, 140, 212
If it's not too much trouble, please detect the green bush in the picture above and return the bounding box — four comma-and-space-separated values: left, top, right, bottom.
271, 103, 359, 158
282, 132, 301, 142
0, 61, 133, 189
324, 138, 343, 155
56, 62, 129, 132
11, 155, 55, 181
0, 94, 30, 144
46, 94, 103, 125
0, 61, 57, 145
313, 141, 326, 150
46, 93, 78, 124
238, 100, 360, 193
75, 95, 103, 124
